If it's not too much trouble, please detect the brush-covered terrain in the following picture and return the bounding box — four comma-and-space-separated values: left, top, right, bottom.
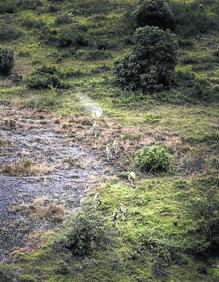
0, 0, 219, 281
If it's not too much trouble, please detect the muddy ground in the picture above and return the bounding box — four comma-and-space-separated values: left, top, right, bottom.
0, 102, 180, 261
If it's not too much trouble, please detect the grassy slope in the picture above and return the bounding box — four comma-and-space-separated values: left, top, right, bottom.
0, 0, 219, 281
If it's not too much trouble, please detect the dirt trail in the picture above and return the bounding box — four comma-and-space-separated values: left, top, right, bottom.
0, 104, 111, 261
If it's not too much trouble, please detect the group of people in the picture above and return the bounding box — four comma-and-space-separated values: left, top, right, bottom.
91, 120, 138, 227
91, 120, 120, 161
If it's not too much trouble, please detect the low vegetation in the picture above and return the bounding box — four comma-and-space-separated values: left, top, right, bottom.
26, 65, 67, 89
1, 159, 50, 176
13, 198, 65, 221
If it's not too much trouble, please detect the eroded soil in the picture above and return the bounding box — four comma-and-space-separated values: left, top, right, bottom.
0, 102, 181, 261
0, 104, 111, 261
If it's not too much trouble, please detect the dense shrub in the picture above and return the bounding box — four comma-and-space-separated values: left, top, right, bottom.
0, 47, 15, 76
61, 206, 108, 256
115, 26, 178, 92
26, 65, 66, 89
131, 0, 174, 30
135, 145, 173, 172
41, 25, 88, 48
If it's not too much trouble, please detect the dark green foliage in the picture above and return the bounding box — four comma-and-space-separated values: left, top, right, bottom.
215, 47, 219, 57
131, 0, 175, 30
55, 261, 70, 275
61, 206, 108, 256
176, 70, 218, 102
21, 17, 45, 29
135, 145, 173, 172
170, 0, 219, 37
115, 26, 178, 92
41, 25, 88, 48
0, 47, 15, 76
0, 0, 42, 14
26, 65, 66, 89
0, 25, 22, 42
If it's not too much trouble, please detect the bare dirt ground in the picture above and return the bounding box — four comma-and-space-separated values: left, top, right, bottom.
0, 103, 112, 261
0, 102, 180, 261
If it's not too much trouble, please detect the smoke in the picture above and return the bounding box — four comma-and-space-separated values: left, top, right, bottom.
74, 92, 103, 118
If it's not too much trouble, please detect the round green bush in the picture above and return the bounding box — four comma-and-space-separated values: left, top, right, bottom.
131, 0, 175, 30
0, 47, 15, 76
62, 207, 107, 256
135, 145, 172, 172
115, 26, 178, 92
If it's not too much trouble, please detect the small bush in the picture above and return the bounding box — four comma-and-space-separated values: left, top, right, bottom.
135, 145, 172, 172
26, 65, 66, 89
115, 26, 178, 92
131, 0, 175, 30
41, 25, 88, 48
61, 206, 108, 256
0, 47, 15, 76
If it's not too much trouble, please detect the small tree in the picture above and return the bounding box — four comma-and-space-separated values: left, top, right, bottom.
115, 26, 178, 92
131, 0, 175, 30
0, 47, 15, 76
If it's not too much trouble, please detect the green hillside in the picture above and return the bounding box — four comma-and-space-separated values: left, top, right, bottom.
0, 0, 219, 281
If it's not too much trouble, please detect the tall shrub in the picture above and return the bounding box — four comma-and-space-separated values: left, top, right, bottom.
115, 26, 178, 92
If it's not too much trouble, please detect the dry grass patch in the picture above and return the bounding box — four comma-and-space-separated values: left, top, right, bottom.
0, 159, 51, 176
12, 197, 65, 221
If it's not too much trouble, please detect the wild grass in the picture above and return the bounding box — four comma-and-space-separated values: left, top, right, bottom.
0, 0, 218, 281
1, 159, 51, 176
12, 197, 65, 220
